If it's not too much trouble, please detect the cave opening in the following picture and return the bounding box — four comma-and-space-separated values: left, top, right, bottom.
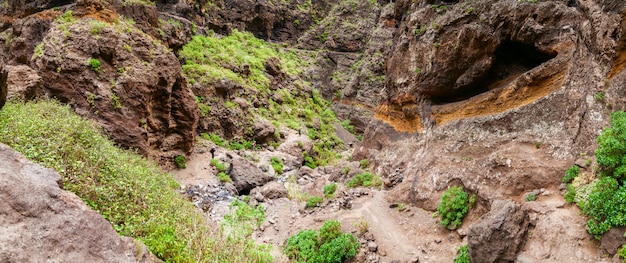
430, 41, 557, 104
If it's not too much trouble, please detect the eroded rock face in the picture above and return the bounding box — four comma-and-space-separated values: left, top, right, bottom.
0, 142, 160, 263
32, 5, 198, 164
468, 199, 529, 263
4, 65, 44, 100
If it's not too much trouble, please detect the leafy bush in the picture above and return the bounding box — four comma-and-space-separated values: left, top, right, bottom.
437, 186, 470, 230
359, 159, 370, 169
284, 220, 359, 263
218, 172, 231, 183
307, 196, 324, 208
525, 193, 537, 202
195, 96, 211, 117
453, 245, 469, 263
88, 57, 101, 73
582, 111, 626, 237
270, 157, 283, 175
201, 133, 226, 147
0, 100, 271, 262
596, 111, 626, 179
323, 183, 337, 198
174, 155, 186, 169
563, 165, 580, 183
210, 158, 227, 172
346, 172, 381, 188
564, 184, 576, 203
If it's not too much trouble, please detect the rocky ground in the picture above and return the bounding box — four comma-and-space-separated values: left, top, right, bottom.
172, 128, 615, 263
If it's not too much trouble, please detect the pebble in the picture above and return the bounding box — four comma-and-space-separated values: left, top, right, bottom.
368, 241, 378, 252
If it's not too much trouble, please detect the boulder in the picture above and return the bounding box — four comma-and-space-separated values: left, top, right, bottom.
4, 65, 43, 100
253, 119, 277, 144
229, 154, 273, 194
277, 135, 312, 164
0, 142, 160, 263
601, 227, 626, 256
260, 181, 288, 199
468, 199, 529, 263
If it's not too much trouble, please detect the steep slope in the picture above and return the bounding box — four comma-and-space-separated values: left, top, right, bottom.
0, 142, 159, 263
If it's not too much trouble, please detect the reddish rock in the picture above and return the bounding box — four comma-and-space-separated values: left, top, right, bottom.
4, 65, 43, 100
33, 10, 198, 164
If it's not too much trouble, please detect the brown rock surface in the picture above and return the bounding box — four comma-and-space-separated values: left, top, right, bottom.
228, 154, 273, 194
0, 142, 160, 263
32, 7, 198, 164
468, 199, 529, 263
4, 64, 43, 100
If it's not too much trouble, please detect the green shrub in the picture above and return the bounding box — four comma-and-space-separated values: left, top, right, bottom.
340, 119, 354, 134
563, 165, 580, 183
284, 220, 359, 263
32, 42, 44, 61
323, 183, 337, 198
211, 159, 226, 172
437, 186, 470, 230
525, 193, 537, 202
0, 100, 271, 262
582, 111, 626, 237
453, 245, 469, 263
596, 111, 626, 179
195, 96, 211, 117
618, 244, 626, 261
564, 184, 577, 203
346, 172, 381, 188
218, 172, 231, 183
270, 157, 283, 175
359, 159, 370, 169
307, 196, 323, 208
201, 133, 226, 147
88, 57, 101, 73
174, 155, 186, 169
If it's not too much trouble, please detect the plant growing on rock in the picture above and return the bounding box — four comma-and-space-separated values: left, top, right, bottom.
218, 172, 231, 183
453, 245, 469, 263
174, 155, 186, 169
436, 186, 470, 230
562, 165, 580, 183
323, 183, 337, 198
359, 159, 369, 169
576, 111, 626, 237
284, 220, 359, 263
347, 172, 381, 188
270, 157, 283, 175
307, 196, 324, 208
88, 58, 101, 73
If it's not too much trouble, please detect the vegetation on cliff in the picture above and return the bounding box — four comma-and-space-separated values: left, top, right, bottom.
573, 111, 626, 237
179, 30, 343, 167
0, 100, 271, 262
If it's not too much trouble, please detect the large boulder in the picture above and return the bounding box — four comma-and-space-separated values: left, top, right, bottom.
228, 154, 273, 194
4, 65, 44, 100
0, 142, 160, 263
468, 199, 529, 263
32, 6, 198, 164
601, 227, 626, 256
